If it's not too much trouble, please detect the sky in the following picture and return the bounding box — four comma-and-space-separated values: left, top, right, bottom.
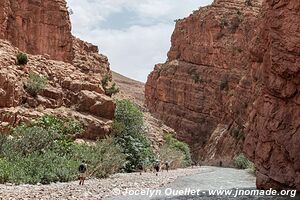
67, 0, 213, 82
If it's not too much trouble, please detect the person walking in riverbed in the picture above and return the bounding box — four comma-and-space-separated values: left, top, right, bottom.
154, 160, 160, 176
165, 161, 170, 172
79, 161, 87, 185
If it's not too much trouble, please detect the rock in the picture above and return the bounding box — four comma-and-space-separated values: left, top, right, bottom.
72, 37, 110, 75
0, 68, 23, 107
0, 0, 115, 140
145, 0, 262, 160
244, 0, 300, 190
0, 41, 114, 139
77, 90, 115, 120
0, 0, 73, 62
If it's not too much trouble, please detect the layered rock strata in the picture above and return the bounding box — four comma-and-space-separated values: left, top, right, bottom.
145, 0, 262, 160
0, 0, 73, 62
244, 0, 300, 190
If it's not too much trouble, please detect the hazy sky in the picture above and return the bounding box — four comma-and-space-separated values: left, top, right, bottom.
67, 0, 213, 82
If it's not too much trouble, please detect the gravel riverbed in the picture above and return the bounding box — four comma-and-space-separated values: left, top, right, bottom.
0, 167, 200, 200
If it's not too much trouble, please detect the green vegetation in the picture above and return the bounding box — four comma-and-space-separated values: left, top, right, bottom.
16, 52, 28, 65
230, 16, 243, 33
113, 100, 155, 172
220, 75, 229, 91
0, 99, 193, 185
220, 18, 229, 29
231, 126, 245, 141
188, 68, 202, 84
192, 74, 202, 84
179, 28, 187, 34
161, 134, 192, 168
101, 74, 111, 88
105, 83, 120, 97
234, 153, 253, 169
101, 75, 119, 97
245, 0, 252, 6
25, 72, 47, 97
0, 115, 125, 185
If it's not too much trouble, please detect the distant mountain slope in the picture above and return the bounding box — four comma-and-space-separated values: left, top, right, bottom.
112, 71, 145, 109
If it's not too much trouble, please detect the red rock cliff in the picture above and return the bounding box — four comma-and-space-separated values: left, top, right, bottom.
0, 0, 73, 62
145, 0, 262, 160
0, 0, 114, 140
244, 0, 300, 190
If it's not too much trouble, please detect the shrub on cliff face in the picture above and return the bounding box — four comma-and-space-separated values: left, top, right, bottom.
113, 100, 155, 172
234, 153, 253, 169
0, 115, 125, 184
16, 52, 28, 65
105, 83, 120, 97
25, 72, 47, 97
101, 75, 119, 97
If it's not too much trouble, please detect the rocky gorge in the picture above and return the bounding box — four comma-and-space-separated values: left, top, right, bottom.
0, 0, 299, 193
145, 0, 300, 190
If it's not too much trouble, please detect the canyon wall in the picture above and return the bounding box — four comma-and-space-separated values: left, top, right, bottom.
145, 0, 262, 160
0, 0, 73, 62
146, 0, 300, 190
244, 0, 300, 190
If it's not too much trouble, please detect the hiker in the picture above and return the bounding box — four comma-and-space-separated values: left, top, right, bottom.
79, 160, 87, 185
191, 161, 197, 168
138, 162, 144, 175
165, 161, 170, 172
154, 160, 160, 176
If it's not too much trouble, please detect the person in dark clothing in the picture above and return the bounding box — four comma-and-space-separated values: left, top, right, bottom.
154, 160, 160, 176
79, 160, 87, 185
138, 162, 144, 175
165, 161, 170, 172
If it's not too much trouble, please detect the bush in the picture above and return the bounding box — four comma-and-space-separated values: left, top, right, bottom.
101, 74, 111, 88
163, 134, 192, 167
105, 83, 120, 97
34, 115, 83, 136
101, 75, 119, 97
16, 52, 28, 65
81, 138, 125, 178
25, 72, 47, 97
0, 115, 125, 185
234, 153, 253, 169
159, 144, 186, 169
113, 100, 155, 172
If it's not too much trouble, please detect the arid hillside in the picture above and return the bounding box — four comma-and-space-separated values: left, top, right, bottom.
112, 71, 145, 109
